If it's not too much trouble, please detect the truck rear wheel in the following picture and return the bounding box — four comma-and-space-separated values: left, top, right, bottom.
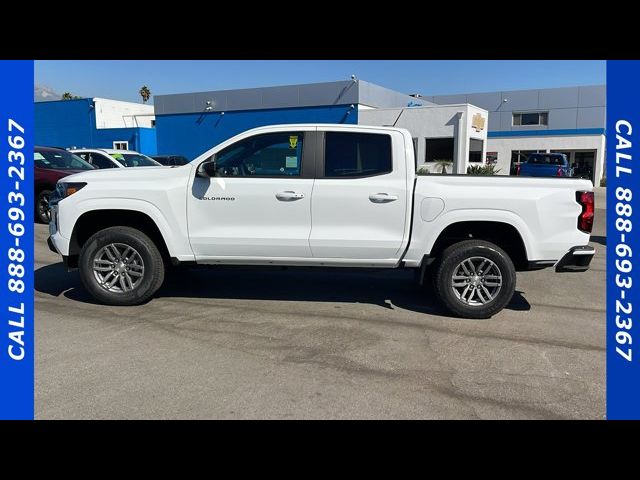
78, 226, 165, 306
434, 239, 516, 319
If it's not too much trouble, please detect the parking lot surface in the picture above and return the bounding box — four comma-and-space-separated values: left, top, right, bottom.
35, 211, 606, 419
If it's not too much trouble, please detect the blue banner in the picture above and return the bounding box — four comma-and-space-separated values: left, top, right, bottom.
607, 60, 640, 419
0, 61, 34, 420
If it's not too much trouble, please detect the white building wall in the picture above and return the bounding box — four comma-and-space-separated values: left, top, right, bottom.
358, 104, 489, 174
93, 98, 155, 129
487, 134, 605, 183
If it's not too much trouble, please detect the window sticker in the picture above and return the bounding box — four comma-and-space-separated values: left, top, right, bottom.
289, 136, 298, 149
285, 156, 298, 168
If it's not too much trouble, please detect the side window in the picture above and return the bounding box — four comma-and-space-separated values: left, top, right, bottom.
215, 132, 304, 177
91, 153, 116, 169
324, 132, 392, 178
76, 152, 92, 164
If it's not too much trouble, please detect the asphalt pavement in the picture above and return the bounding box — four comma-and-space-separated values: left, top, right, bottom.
35, 210, 606, 419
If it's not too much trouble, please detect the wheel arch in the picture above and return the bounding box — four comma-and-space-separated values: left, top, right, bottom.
428, 219, 530, 271
68, 209, 173, 268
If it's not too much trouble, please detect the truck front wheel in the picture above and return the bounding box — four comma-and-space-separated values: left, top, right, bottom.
433, 239, 516, 319
78, 226, 165, 306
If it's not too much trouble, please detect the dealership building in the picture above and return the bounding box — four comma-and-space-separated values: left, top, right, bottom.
153, 80, 488, 174
35, 80, 606, 183
425, 85, 606, 183
35, 97, 157, 154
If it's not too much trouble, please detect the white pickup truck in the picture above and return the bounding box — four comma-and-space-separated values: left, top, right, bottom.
47, 124, 596, 318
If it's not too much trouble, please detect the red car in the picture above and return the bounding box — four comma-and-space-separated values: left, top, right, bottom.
35, 146, 94, 223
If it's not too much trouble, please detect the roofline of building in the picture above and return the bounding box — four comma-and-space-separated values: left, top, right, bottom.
428, 84, 605, 98
155, 79, 358, 99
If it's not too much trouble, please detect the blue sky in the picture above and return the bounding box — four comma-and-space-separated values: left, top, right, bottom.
35, 60, 605, 103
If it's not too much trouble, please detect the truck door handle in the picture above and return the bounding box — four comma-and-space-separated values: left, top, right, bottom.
276, 191, 305, 201
369, 193, 398, 203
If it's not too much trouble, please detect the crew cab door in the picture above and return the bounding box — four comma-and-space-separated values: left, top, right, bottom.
309, 128, 410, 261
187, 128, 315, 259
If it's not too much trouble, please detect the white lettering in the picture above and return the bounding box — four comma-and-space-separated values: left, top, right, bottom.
616, 120, 632, 135
8, 345, 24, 361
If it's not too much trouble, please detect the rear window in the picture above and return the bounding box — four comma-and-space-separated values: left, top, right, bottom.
324, 132, 392, 178
526, 154, 566, 166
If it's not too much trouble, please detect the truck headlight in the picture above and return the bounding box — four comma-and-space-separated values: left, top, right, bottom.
55, 182, 87, 199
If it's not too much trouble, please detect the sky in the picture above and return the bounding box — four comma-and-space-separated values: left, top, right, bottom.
35, 60, 606, 103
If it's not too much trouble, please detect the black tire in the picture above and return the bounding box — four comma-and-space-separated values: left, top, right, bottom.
434, 239, 516, 319
78, 226, 165, 306
36, 189, 52, 224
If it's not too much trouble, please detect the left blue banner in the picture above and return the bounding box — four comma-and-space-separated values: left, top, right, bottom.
0, 60, 34, 420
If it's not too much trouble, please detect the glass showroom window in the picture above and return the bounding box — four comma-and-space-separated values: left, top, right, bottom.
469, 138, 483, 163
512, 112, 549, 126
425, 138, 454, 163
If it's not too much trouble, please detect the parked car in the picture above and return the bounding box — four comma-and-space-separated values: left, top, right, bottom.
48, 124, 595, 318
517, 153, 573, 177
34, 146, 95, 223
152, 155, 190, 166
69, 149, 162, 169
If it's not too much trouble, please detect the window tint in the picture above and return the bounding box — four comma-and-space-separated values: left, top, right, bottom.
215, 132, 304, 177
91, 153, 117, 169
324, 132, 391, 177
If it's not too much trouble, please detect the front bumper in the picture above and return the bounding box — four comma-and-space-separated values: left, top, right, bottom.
555, 245, 595, 272
47, 235, 58, 254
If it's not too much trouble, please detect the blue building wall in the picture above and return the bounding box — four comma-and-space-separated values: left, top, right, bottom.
155, 105, 357, 160
35, 98, 157, 155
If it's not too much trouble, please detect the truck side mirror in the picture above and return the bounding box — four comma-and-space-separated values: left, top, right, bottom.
197, 158, 217, 178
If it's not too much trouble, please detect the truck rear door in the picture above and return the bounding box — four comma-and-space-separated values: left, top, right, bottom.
309, 128, 410, 261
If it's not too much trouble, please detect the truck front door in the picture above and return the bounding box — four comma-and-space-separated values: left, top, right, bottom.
187, 128, 315, 259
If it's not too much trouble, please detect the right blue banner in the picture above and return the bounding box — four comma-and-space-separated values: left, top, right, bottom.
607, 60, 640, 419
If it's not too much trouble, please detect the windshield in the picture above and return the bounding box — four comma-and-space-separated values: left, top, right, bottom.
34, 149, 94, 170
109, 153, 160, 167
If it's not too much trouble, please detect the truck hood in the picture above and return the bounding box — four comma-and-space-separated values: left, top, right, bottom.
60, 164, 188, 184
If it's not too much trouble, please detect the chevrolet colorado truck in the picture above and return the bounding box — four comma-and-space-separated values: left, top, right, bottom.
47, 124, 595, 318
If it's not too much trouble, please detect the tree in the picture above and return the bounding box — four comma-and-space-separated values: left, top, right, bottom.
139, 85, 151, 103
434, 160, 453, 174
61, 92, 79, 100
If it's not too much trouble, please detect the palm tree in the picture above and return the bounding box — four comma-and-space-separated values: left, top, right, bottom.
434, 160, 452, 174
139, 85, 151, 103
61, 92, 76, 100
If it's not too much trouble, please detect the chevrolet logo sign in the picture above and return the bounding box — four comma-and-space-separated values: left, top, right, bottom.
471, 113, 486, 132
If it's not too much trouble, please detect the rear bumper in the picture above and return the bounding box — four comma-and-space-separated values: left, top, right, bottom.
555, 245, 595, 272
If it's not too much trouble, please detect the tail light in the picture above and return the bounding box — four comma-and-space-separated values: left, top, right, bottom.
557, 166, 563, 177
576, 191, 594, 233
